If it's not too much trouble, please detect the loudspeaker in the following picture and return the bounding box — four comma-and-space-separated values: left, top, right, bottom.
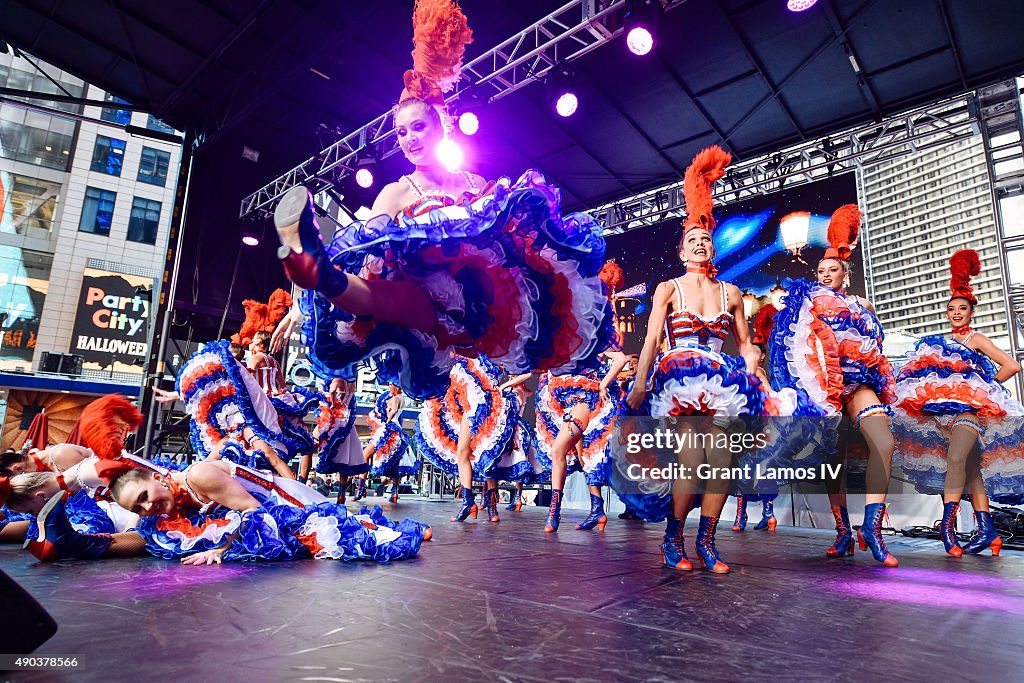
0, 569, 58, 653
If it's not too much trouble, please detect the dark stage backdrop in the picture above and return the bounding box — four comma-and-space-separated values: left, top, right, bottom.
605, 173, 862, 355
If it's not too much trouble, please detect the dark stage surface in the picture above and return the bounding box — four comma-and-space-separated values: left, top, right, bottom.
3, 498, 1022, 682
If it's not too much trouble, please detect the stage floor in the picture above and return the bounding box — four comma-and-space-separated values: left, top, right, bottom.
3, 497, 1022, 682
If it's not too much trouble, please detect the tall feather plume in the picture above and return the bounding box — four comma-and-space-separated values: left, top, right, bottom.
824, 204, 862, 261
949, 249, 981, 304
266, 288, 293, 331
683, 145, 732, 233
752, 303, 778, 346
599, 260, 625, 295
231, 288, 293, 347
80, 394, 143, 460
401, 0, 473, 105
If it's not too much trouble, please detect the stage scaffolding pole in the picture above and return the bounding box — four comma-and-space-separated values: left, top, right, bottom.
141, 129, 196, 457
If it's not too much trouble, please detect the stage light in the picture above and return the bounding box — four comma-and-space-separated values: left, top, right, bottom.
241, 232, 259, 247
355, 167, 374, 188
436, 138, 464, 171
779, 211, 810, 260
458, 111, 479, 135
548, 65, 579, 118
555, 92, 578, 117
626, 27, 654, 56
624, 0, 659, 56
787, 0, 818, 11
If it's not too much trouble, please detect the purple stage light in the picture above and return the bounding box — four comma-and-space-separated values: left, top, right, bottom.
555, 92, 578, 117
355, 167, 374, 188
458, 111, 479, 135
436, 139, 464, 171
626, 26, 654, 56
241, 232, 259, 247
787, 0, 818, 11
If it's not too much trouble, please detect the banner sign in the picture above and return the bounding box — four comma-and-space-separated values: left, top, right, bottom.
69, 268, 153, 372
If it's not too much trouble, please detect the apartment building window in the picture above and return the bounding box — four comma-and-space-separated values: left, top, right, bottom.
127, 197, 161, 245
90, 135, 126, 176
79, 187, 116, 236
100, 93, 132, 125
138, 147, 170, 186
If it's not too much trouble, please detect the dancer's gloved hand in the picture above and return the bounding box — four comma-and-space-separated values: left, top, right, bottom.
270, 306, 304, 353
182, 547, 226, 565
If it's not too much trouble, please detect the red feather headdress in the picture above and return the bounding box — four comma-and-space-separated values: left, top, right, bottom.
400, 0, 473, 106
752, 303, 778, 346
231, 288, 293, 347
599, 260, 624, 297
80, 394, 143, 460
682, 145, 732, 233
823, 204, 862, 262
949, 249, 981, 305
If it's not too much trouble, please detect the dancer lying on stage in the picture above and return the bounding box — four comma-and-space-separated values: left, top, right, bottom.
769, 204, 899, 566
893, 249, 1022, 556
625, 145, 771, 574
105, 457, 429, 564
272, 0, 613, 403
2, 471, 146, 561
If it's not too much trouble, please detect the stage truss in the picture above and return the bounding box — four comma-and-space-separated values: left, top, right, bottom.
238, 0, 684, 220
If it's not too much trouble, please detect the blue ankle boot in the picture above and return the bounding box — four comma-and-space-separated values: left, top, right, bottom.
940, 501, 963, 557
485, 488, 500, 522
731, 495, 747, 531
754, 498, 777, 532
24, 493, 112, 562
544, 489, 562, 532
695, 515, 729, 573
505, 487, 523, 511
660, 516, 692, 571
826, 505, 854, 557
962, 511, 1003, 556
858, 503, 898, 567
450, 487, 478, 522
576, 494, 607, 530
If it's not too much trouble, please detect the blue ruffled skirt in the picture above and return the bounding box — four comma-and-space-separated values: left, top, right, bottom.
298, 170, 615, 399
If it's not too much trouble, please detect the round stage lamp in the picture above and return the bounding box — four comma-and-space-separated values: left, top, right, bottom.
241, 232, 259, 247
779, 211, 810, 258
355, 167, 374, 189
555, 91, 578, 117
787, 0, 819, 11
436, 139, 464, 171
626, 26, 654, 56
458, 111, 479, 135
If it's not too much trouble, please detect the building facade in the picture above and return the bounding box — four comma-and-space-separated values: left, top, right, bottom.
858, 135, 1006, 343
0, 51, 181, 447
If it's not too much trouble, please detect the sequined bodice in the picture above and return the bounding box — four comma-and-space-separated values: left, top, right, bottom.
664, 278, 733, 353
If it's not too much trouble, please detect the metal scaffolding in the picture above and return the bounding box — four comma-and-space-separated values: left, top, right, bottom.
594, 93, 980, 233
238, 0, 683, 219
976, 78, 1024, 395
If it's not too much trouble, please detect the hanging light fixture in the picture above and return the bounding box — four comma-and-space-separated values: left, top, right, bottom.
779, 211, 810, 261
